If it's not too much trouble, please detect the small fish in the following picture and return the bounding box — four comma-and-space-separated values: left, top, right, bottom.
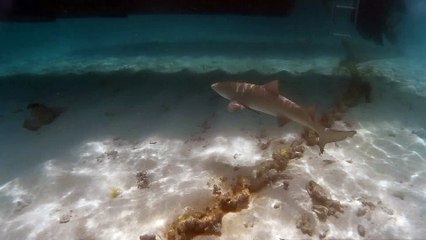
211, 80, 356, 153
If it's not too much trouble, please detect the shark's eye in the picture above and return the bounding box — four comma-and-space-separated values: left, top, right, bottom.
27, 103, 41, 109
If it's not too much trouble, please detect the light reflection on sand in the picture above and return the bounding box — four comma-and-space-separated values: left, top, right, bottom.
0, 122, 424, 240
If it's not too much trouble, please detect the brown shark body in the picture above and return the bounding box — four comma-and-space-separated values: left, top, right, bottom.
211, 80, 356, 153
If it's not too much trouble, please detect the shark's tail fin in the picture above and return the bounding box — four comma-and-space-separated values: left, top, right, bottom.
318, 128, 356, 153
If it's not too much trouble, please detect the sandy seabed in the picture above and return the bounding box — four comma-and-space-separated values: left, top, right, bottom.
0, 57, 425, 240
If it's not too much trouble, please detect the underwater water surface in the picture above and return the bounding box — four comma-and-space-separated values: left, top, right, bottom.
0, 7, 426, 240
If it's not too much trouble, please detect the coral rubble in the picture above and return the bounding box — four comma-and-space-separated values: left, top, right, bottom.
296, 213, 315, 236
139, 234, 157, 240
59, 211, 72, 224
136, 171, 150, 189
357, 224, 366, 237
306, 181, 344, 221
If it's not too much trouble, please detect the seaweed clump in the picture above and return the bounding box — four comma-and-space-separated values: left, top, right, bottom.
109, 186, 121, 199
319, 70, 371, 129
249, 140, 304, 192
165, 189, 249, 240
302, 74, 371, 147
302, 40, 372, 146
301, 128, 319, 147
166, 209, 224, 240
165, 140, 304, 240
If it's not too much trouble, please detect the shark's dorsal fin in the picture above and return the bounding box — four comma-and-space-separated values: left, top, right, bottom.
263, 80, 280, 95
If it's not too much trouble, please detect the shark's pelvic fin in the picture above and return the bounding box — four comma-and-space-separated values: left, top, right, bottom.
307, 104, 317, 121
263, 80, 280, 95
318, 128, 357, 153
277, 116, 290, 127
228, 100, 245, 112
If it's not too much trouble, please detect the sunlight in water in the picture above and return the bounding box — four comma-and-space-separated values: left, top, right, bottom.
1, 9, 426, 239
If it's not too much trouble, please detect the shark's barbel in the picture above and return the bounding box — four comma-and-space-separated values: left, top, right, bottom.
211, 80, 356, 153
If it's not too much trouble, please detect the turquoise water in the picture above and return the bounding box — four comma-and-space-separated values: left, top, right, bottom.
0, 2, 425, 240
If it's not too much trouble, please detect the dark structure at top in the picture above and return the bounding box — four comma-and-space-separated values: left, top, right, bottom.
0, 0, 296, 20
0, 0, 405, 45
356, 0, 406, 45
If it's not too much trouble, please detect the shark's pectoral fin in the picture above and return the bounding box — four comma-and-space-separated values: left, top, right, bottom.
228, 101, 245, 112
277, 116, 290, 127
263, 80, 280, 95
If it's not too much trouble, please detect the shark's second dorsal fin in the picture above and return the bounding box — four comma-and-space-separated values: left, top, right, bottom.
277, 116, 290, 127
263, 80, 280, 95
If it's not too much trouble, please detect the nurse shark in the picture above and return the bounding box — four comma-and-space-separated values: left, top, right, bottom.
211, 80, 356, 153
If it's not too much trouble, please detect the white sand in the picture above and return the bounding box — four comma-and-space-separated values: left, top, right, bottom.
0, 62, 425, 240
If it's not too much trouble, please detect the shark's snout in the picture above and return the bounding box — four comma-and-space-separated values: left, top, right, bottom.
211, 83, 219, 90
211, 82, 234, 100
211, 82, 229, 99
